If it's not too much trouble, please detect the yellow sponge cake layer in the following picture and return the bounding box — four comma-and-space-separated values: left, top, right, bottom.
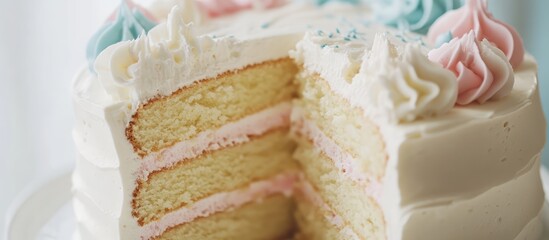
127, 58, 298, 156
294, 194, 351, 240
293, 137, 385, 239
133, 129, 297, 225
155, 195, 295, 240
294, 72, 386, 178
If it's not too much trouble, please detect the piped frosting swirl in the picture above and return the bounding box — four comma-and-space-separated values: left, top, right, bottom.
86, 0, 157, 72
428, 31, 514, 105
427, 0, 525, 68
95, 5, 211, 101
372, 0, 463, 34
360, 34, 457, 123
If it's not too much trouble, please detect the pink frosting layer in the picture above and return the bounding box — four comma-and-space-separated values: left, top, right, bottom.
428, 31, 514, 105
141, 172, 298, 240
291, 108, 382, 202
137, 102, 292, 180
296, 178, 361, 240
427, 0, 524, 68
197, 0, 286, 17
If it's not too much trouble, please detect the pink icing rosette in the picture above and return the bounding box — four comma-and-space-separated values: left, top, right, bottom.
428, 31, 514, 105
427, 0, 524, 68
197, 0, 287, 17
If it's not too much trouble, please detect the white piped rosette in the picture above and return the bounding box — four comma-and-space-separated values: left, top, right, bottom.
358, 34, 458, 124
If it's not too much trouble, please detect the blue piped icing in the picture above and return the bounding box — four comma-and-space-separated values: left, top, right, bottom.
434, 31, 453, 47
373, 0, 463, 34
315, 0, 360, 6
86, 2, 157, 72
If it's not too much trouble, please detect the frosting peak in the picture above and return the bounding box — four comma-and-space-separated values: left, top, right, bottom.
359, 34, 457, 123
373, 0, 463, 34
428, 31, 514, 105
427, 0, 525, 68
86, 0, 157, 72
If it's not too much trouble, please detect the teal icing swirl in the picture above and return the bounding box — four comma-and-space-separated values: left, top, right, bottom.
315, 0, 360, 6
86, 2, 157, 72
373, 0, 463, 34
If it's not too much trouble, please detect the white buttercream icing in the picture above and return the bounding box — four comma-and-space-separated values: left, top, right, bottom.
359, 34, 457, 123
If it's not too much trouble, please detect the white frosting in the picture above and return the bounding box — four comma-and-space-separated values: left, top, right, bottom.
359, 34, 457, 123
401, 156, 543, 240
292, 32, 457, 124
378, 56, 545, 240
72, 1, 545, 239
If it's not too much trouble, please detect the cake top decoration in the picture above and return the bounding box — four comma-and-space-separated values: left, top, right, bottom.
372, 0, 463, 34
428, 31, 514, 105
427, 0, 525, 68
360, 34, 457, 123
314, 0, 360, 6
197, 0, 287, 17
86, 0, 158, 72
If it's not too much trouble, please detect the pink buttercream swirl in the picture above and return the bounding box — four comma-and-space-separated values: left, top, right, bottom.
428, 31, 515, 105
427, 0, 524, 68
197, 0, 287, 17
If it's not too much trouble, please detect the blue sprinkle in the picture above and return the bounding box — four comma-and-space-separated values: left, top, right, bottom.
344, 37, 351, 41
261, 22, 270, 29
336, 28, 340, 34
317, 30, 324, 36
328, 33, 334, 38
320, 44, 327, 48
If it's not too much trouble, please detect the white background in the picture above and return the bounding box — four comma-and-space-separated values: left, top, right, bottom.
0, 0, 548, 238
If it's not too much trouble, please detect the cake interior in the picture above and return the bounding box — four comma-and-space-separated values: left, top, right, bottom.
127, 58, 297, 156
133, 129, 297, 225
156, 194, 295, 240
125, 57, 390, 239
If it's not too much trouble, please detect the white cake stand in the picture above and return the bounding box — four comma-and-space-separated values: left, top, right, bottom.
5, 168, 549, 240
